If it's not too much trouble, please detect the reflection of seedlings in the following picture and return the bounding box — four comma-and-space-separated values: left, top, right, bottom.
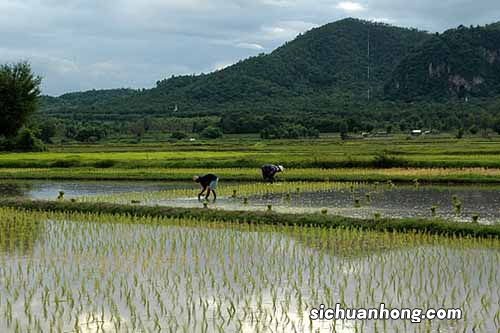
267, 205, 272, 212
472, 214, 479, 223
285, 193, 291, 201
131, 200, 141, 204
413, 179, 420, 187
296, 187, 300, 193
349, 185, 355, 193
243, 197, 248, 205
365, 193, 371, 203
321, 209, 328, 215
57, 191, 65, 200
0, 208, 498, 332
354, 198, 361, 208
203, 202, 208, 209
232, 190, 237, 198
430, 206, 437, 217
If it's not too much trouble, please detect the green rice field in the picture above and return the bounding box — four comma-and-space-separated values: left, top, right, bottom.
1, 136, 499, 332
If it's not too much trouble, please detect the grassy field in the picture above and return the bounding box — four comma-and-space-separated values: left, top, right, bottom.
0, 136, 499, 169
0, 167, 499, 183
0, 136, 500, 182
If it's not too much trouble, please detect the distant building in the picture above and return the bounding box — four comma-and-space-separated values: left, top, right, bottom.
411, 130, 422, 136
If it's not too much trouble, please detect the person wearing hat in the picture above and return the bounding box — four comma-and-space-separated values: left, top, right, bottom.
193, 173, 219, 201
261, 164, 284, 183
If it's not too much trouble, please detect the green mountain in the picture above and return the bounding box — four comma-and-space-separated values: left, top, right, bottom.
38, 18, 500, 136
385, 23, 500, 101
41, 18, 430, 121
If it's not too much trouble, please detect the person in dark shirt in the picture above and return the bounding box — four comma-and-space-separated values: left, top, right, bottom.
261, 164, 284, 183
193, 174, 219, 201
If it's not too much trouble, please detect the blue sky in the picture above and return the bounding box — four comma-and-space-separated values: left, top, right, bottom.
1, 0, 499, 96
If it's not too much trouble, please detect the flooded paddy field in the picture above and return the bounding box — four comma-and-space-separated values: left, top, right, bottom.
0, 180, 192, 201
75, 181, 500, 224
0, 208, 498, 332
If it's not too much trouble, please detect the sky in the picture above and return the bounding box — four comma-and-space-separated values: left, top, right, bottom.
1, 0, 499, 96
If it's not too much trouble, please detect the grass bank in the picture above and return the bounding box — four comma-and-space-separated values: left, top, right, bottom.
0, 167, 499, 183
1, 199, 498, 238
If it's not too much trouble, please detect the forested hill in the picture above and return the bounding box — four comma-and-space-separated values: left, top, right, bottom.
41, 18, 430, 120
385, 23, 500, 101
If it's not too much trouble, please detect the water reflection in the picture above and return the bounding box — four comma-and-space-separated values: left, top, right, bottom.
0, 180, 191, 200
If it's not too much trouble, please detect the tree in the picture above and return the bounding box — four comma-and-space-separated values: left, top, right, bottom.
493, 118, 500, 135
171, 131, 188, 140
200, 126, 223, 139
339, 121, 349, 140
129, 120, 146, 140
38, 119, 58, 143
0, 62, 42, 138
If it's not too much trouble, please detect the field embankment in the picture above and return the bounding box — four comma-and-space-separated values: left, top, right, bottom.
1, 199, 498, 238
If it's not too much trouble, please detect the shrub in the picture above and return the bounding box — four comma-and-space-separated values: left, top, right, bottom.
372, 151, 406, 168
171, 131, 188, 140
93, 160, 116, 168
200, 126, 223, 139
14, 128, 45, 152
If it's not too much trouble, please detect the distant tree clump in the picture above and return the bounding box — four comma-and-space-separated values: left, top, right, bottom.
38, 119, 58, 143
260, 124, 319, 139
200, 126, 223, 139
171, 131, 188, 140
339, 121, 349, 140
0, 62, 42, 138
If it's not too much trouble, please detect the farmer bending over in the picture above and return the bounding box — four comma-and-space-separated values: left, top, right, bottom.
193, 174, 219, 201
261, 164, 284, 183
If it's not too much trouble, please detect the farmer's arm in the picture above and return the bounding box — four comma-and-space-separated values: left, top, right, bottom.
198, 186, 207, 200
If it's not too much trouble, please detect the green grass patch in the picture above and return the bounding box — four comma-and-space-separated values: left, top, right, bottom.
0, 167, 499, 183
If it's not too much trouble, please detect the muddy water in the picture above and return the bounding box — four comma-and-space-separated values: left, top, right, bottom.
154, 184, 500, 224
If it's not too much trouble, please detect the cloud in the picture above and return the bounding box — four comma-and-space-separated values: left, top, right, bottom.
336, 1, 366, 12
236, 43, 265, 50
1, 0, 500, 95
213, 61, 235, 71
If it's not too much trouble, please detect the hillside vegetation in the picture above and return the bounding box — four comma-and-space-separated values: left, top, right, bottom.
37, 18, 500, 139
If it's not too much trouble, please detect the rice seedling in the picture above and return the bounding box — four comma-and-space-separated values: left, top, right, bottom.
1, 207, 495, 332
431, 205, 438, 217
81, 181, 367, 206
472, 214, 480, 223
354, 198, 361, 208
